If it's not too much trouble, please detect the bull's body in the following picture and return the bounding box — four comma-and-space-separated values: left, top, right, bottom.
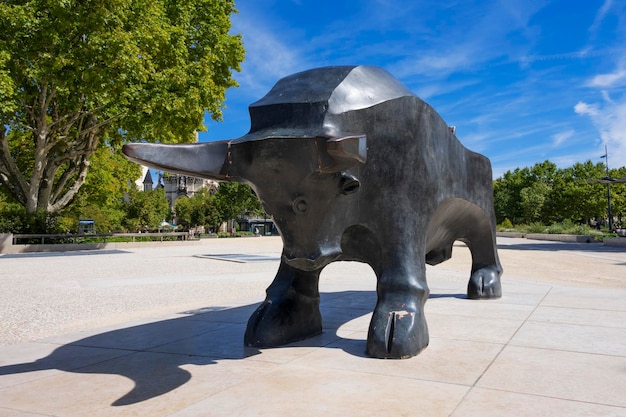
123, 66, 502, 359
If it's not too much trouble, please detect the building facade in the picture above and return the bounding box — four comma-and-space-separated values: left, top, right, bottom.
158, 173, 219, 210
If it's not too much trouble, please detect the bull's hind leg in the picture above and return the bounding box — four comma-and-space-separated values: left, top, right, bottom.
467, 257, 502, 299
427, 198, 503, 299
244, 258, 322, 347
464, 222, 502, 300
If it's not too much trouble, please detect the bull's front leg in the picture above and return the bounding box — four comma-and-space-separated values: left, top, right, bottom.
244, 256, 322, 347
367, 257, 430, 359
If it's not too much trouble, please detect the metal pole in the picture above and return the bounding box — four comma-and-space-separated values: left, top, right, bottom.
605, 145, 613, 231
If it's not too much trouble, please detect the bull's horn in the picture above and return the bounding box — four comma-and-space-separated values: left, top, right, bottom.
122, 140, 231, 181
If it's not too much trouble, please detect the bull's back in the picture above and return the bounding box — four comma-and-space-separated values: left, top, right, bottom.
346, 97, 489, 199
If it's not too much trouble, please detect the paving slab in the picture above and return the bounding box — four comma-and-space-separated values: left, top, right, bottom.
1, 237, 625, 416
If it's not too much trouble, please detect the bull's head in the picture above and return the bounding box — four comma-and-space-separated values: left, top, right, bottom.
123, 65, 414, 269
122, 134, 366, 270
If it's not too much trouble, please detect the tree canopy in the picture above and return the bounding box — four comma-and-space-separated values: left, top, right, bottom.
174, 187, 220, 230
0, 0, 244, 217
59, 144, 141, 232
212, 182, 263, 227
123, 187, 170, 232
494, 160, 626, 226
175, 182, 262, 231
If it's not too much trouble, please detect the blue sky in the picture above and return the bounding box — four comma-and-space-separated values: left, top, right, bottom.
200, 0, 626, 179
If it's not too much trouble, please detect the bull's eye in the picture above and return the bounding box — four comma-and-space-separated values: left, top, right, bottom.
292, 196, 308, 214
340, 173, 361, 195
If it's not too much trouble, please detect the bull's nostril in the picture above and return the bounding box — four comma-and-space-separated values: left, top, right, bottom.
292, 197, 308, 214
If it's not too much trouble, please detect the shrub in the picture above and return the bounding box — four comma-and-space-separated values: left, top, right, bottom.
498, 218, 514, 231
544, 223, 565, 234
525, 222, 547, 233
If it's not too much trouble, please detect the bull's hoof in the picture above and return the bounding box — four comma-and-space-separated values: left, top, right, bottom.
244, 293, 322, 347
467, 265, 502, 299
366, 302, 429, 359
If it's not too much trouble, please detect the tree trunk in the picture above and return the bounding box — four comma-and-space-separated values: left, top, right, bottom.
1, 86, 107, 216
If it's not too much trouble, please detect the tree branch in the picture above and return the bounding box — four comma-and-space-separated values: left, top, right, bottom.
49, 159, 78, 204
49, 128, 100, 210
0, 127, 29, 205
48, 157, 91, 212
26, 83, 56, 213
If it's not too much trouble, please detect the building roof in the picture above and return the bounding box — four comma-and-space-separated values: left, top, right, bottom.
143, 170, 153, 184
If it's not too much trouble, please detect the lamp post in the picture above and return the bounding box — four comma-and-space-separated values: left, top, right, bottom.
587, 146, 626, 231
601, 146, 613, 231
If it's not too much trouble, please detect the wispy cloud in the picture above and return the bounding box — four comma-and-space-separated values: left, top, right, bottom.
575, 92, 626, 168
589, 0, 614, 34
518, 49, 605, 67
389, 1, 547, 79
588, 68, 626, 88
574, 101, 600, 117
230, 9, 312, 95
551, 130, 575, 147
575, 0, 626, 169
204, 1, 626, 175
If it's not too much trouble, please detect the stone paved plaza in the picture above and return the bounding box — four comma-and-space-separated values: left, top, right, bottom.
1, 236, 625, 416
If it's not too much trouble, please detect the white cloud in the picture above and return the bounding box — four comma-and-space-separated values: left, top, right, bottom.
588, 69, 626, 88
575, 93, 626, 168
406, 52, 473, 77
552, 130, 574, 147
574, 101, 600, 117
230, 12, 311, 95
589, 0, 614, 34
519, 48, 605, 67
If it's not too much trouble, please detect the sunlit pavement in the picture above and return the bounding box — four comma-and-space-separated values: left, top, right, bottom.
1, 236, 625, 416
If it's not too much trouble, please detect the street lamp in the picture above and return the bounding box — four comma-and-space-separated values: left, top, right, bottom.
587, 146, 626, 231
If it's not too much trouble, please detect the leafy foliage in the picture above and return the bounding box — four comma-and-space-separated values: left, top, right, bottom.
212, 182, 263, 227
123, 187, 170, 231
0, 0, 244, 215
58, 145, 141, 232
174, 188, 220, 230
494, 160, 626, 226
174, 182, 262, 231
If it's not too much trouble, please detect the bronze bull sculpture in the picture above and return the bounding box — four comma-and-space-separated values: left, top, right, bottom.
123, 65, 503, 359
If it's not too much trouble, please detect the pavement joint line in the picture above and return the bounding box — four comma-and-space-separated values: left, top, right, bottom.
461, 385, 626, 409
504, 344, 626, 358
469, 285, 554, 390
192, 253, 283, 263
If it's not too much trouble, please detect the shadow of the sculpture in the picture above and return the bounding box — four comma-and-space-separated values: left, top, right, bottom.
497, 241, 623, 253
0, 290, 465, 406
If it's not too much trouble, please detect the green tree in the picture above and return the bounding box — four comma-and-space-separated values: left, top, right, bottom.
493, 159, 626, 226
59, 145, 141, 232
493, 166, 536, 224
213, 183, 262, 230
174, 188, 220, 230
520, 181, 550, 223
173, 196, 193, 229
123, 188, 170, 231
611, 166, 626, 226
0, 201, 25, 233
0, 0, 244, 217
530, 160, 559, 222
559, 161, 606, 223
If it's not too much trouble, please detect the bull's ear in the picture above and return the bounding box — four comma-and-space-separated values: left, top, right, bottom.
320, 135, 367, 173
122, 140, 231, 181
